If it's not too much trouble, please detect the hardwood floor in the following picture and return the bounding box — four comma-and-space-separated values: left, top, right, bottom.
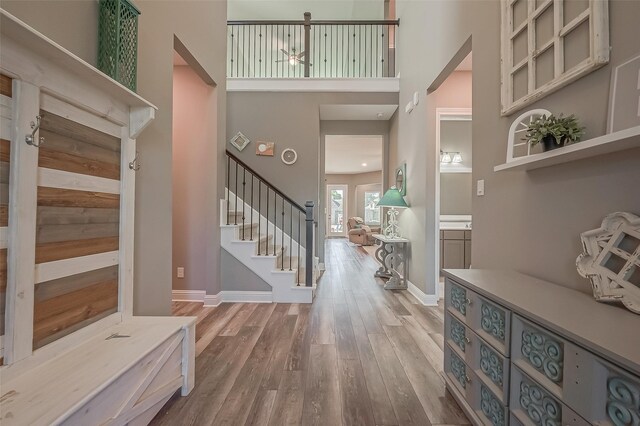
151, 239, 468, 426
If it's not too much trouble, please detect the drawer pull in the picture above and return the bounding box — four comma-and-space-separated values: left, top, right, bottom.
464, 337, 471, 344
465, 375, 471, 383
465, 298, 473, 306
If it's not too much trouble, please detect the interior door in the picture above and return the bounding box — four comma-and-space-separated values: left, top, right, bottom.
326, 184, 347, 237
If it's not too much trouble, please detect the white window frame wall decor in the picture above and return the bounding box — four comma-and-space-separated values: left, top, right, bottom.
230, 131, 250, 151
500, 0, 610, 116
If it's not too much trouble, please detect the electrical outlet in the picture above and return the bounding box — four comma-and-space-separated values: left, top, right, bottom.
477, 179, 485, 196
177, 267, 185, 278
405, 101, 414, 113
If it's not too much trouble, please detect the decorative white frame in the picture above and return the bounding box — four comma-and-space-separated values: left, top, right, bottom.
500, 0, 609, 115
577, 212, 640, 315
229, 131, 250, 151
505, 108, 551, 162
607, 54, 640, 133
281, 148, 297, 165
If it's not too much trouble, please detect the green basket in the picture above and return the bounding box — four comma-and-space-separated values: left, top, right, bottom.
98, 0, 140, 91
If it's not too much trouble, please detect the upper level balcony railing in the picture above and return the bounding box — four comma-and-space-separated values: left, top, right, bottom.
228, 12, 399, 78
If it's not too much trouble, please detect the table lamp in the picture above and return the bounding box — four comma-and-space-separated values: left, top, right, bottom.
376, 186, 408, 239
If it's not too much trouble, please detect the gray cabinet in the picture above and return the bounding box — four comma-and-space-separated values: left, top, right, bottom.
443, 270, 640, 426
441, 230, 472, 270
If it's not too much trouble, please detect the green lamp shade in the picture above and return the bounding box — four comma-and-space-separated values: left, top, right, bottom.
377, 186, 408, 208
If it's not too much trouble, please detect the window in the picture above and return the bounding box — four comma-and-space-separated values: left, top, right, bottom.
364, 191, 381, 225
500, 0, 609, 115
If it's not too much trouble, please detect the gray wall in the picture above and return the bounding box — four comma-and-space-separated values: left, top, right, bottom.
228, 0, 384, 20
227, 93, 397, 263
326, 171, 383, 225
4, 0, 229, 314
221, 250, 271, 292
391, 0, 640, 296
440, 174, 472, 215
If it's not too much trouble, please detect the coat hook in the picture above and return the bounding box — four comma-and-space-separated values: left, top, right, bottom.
26, 115, 45, 147
129, 151, 140, 171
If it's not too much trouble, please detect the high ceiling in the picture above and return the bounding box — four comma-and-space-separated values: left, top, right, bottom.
228, 0, 385, 21
325, 135, 383, 174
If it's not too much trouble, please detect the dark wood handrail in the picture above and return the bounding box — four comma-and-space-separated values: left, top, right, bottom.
226, 150, 306, 213
228, 19, 399, 26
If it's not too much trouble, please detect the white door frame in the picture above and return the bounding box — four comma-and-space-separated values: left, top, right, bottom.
435, 108, 472, 299
326, 184, 348, 237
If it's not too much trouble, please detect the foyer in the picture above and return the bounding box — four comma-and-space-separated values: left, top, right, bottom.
152, 238, 469, 425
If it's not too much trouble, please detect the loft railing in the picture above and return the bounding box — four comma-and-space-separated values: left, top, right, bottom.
228, 12, 399, 78
226, 150, 314, 287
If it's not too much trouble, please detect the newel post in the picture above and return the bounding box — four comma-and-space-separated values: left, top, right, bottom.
303, 12, 311, 77
305, 201, 314, 286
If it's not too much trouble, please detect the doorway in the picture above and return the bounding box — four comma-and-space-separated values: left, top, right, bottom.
326, 184, 348, 237
427, 48, 473, 300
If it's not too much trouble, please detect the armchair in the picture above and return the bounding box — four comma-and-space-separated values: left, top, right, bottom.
347, 217, 377, 246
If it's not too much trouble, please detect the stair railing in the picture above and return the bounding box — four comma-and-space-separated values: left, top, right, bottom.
226, 150, 314, 287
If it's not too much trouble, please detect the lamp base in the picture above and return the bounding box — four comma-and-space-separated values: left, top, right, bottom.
383, 207, 401, 239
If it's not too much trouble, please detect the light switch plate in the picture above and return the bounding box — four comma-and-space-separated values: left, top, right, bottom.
177, 267, 185, 278
413, 91, 419, 106
477, 179, 485, 196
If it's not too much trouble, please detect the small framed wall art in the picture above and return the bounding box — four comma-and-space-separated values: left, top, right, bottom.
256, 141, 275, 156
230, 132, 250, 151
281, 148, 297, 165
607, 54, 640, 133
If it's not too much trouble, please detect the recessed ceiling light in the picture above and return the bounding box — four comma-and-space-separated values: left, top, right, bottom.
377, 113, 384, 119
362, 163, 367, 167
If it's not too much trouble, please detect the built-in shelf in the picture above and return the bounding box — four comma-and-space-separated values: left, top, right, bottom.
494, 125, 640, 172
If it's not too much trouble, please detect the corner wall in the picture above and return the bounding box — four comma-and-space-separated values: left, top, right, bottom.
3, 1, 228, 314
391, 0, 640, 297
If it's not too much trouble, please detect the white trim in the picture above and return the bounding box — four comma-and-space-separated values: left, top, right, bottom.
220, 291, 273, 303
37, 167, 121, 194
204, 294, 223, 307
171, 290, 206, 303
318, 262, 326, 271
326, 184, 349, 238
0, 227, 7, 249
227, 78, 400, 93
407, 281, 439, 307
34, 250, 119, 284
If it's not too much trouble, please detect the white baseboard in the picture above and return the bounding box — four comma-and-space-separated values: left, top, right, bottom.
172, 289, 206, 303
204, 293, 222, 307
407, 281, 439, 306
220, 290, 273, 303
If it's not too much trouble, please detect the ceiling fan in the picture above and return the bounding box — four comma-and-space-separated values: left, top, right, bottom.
276, 48, 310, 66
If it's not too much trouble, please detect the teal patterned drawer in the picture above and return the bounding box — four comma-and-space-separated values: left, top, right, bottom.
473, 295, 511, 357
479, 383, 508, 426
447, 279, 469, 318
511, 315, 565, 396
448, 314, 469, 353
445, 344, 472, 397
510, 366, 589, 426
480, 300, 507, 342
563, 345, 640, 426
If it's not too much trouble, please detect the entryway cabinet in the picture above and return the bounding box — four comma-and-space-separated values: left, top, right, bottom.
441, 230, 472, 270
443, 269, 640, 426
0, 10, 194, 425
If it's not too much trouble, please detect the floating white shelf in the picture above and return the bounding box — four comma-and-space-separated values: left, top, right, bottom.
494, 125, 640, 172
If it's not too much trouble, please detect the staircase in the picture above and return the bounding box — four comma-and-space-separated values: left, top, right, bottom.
220, 151, 317, 303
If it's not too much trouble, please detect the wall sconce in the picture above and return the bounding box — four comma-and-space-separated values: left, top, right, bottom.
440, 150, 462, 164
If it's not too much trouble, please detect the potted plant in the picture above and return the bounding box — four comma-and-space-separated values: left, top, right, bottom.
524, 113, 585, 152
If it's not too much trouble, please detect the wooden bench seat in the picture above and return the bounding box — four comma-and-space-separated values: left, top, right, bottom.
0, 316, 195, 426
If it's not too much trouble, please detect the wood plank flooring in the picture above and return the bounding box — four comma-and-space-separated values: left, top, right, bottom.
151, 238, 468, 426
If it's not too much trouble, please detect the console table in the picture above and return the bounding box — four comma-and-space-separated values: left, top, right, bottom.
442, 269, 640, 426
372, 234, 409, 290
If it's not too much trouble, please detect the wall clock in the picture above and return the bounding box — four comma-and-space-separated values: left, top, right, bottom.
229, 132, 250, 151
281, 148, 297, 165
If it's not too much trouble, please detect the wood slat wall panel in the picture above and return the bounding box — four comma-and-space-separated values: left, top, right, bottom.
0, 139, 9, 162
0, 161, 9, 183
37, 187, 120, 209
0, 183, 8, 204
0, 74, 11, 98
33, 279, 118, 349
37, 206, 119, 225
35, 236, 119, 264
0, 206, 7, 227
0, 248, 6, 288
38, 147, 120, 180
40, 112, 120, 153
34, 266, 118, 302
34, 308, 117, 350
36, 223, 120, 245
39, 130, 120, 166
